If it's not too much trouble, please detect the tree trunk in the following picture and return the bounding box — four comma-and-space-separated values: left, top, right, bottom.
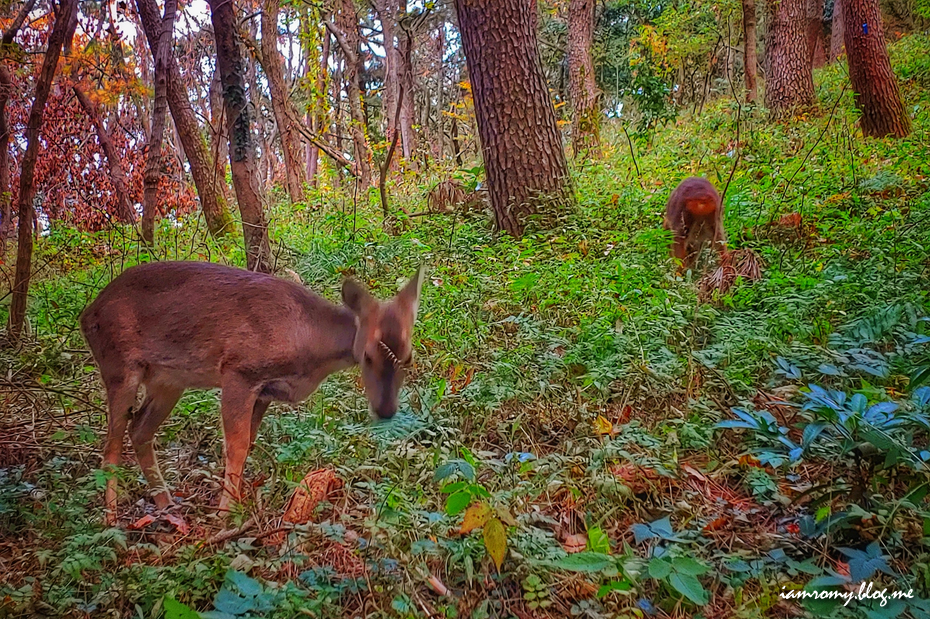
0, 0, 39, 246
375, 0, 400, 144
742, 0, 759, 102
307, 26, 329, 185
567, 0, 600, 156
843, 0, 911, 137
807, 0, 827, 68
139, 0, 176, 246
830, 0, 845, 59
453, 0, 573, 237
332, 0, 372, 187
8, 0, 77, 343
764, 0, 815, 115
208, 0, 272, 273
397, 4, 417, 162
73, 85, 137, 224
209, 65, 230, 192
261, 0, 305, 202
135, 0, 233, 238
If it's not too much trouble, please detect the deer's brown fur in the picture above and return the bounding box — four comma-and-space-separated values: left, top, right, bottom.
80, 261, 424, 523
663, 176, 727, 269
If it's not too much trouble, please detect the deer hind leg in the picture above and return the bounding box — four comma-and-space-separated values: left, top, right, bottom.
129, 383, 183, 510
250, 399, 271, 451
218, 379, 258, 514
102, 374, 141, 525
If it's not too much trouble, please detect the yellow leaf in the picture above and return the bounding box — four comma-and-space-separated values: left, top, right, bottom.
594, 415, 613, 436
483, 518, 507, 572
460, 502, 492, 534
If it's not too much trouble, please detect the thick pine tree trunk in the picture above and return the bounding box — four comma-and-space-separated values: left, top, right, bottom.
454, 0, 573, 237
0, 0, 38, 246
765, 0, 815, 115
742, 0, 759, 102
208, 0, 272, 273
843, 0, 910, 137
139, 0, 176, 246
8, 0, 77, 343
261, 0, 305, 202
135, 0, 233, 238
807, 0, 827, 68
830, 0, 845, 59
568, 0, 600, 156
73, 86, 137, 224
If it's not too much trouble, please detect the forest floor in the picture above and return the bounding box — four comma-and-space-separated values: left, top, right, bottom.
3, 35, 930, 619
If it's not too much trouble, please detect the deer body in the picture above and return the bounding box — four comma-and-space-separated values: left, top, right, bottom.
81, 261, 423, 523
663, 177, 726, 268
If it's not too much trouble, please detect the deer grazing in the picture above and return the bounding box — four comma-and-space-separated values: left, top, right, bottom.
80, 261, 424, 524
663, 177, 727, 269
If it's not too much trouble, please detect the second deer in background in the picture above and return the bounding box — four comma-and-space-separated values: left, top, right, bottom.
663, 176, 727, 269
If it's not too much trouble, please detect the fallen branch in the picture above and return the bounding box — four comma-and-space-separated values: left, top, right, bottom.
203, 517, 255, 546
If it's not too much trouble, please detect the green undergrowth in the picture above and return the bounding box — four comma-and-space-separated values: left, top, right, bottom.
3, 35, 930, 619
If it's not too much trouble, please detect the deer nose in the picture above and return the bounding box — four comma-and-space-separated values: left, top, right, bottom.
373, 400, 397, 420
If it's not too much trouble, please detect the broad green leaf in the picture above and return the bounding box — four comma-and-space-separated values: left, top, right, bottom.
596, 579, 632, 598
668, 572, 708, 605
164, 597, 200, 619
225, 570, 262, 598
648, 558, 672, 579
213, 588, 255, 615
445, 490, 472, 516
587, 526, 611, 554
671, 557, 708, 576
483, 517, 507, 572
551, 552, 615, 573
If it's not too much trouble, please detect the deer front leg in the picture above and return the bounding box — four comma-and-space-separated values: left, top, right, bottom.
218, 379, 258, 514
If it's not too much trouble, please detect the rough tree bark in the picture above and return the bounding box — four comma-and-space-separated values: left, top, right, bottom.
396, 3, 417, 161
139, 0, 176, 245
73, 86, 137, 224
208, 0, 272, 273
8, 0, 77, 343
807, 0, 828, 68
261, 0, 305, 202
454, 0, 572, 237
0, 0, 39, 245
765, 0, 815, 115
331, 0, 372, 187
135, 0, 233, 238
567, 0, 601, 156
374, 0, 400, 144
208, 66, 230, 193
742, 0, 759, 102
843, 0, 911, 137
830, 0, 845, 59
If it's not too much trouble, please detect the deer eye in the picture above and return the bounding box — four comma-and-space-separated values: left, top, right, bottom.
364, 353, 373, 364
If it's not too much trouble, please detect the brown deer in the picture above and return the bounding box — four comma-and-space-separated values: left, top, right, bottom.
663, 177, 727, 269
80, 261, 424, 524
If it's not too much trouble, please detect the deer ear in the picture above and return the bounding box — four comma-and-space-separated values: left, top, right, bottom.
396, 265, 426, 318
342, 278, 378, 317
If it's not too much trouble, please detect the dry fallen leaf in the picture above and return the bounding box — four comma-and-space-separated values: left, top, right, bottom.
282, 469, 342, 525
561, 532, 587, 554
130, 514, 156, 530
594, 415, 613, 436
164, 513, 190, 535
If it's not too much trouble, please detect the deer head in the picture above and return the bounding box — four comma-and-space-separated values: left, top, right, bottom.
342, 266, 425, 419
